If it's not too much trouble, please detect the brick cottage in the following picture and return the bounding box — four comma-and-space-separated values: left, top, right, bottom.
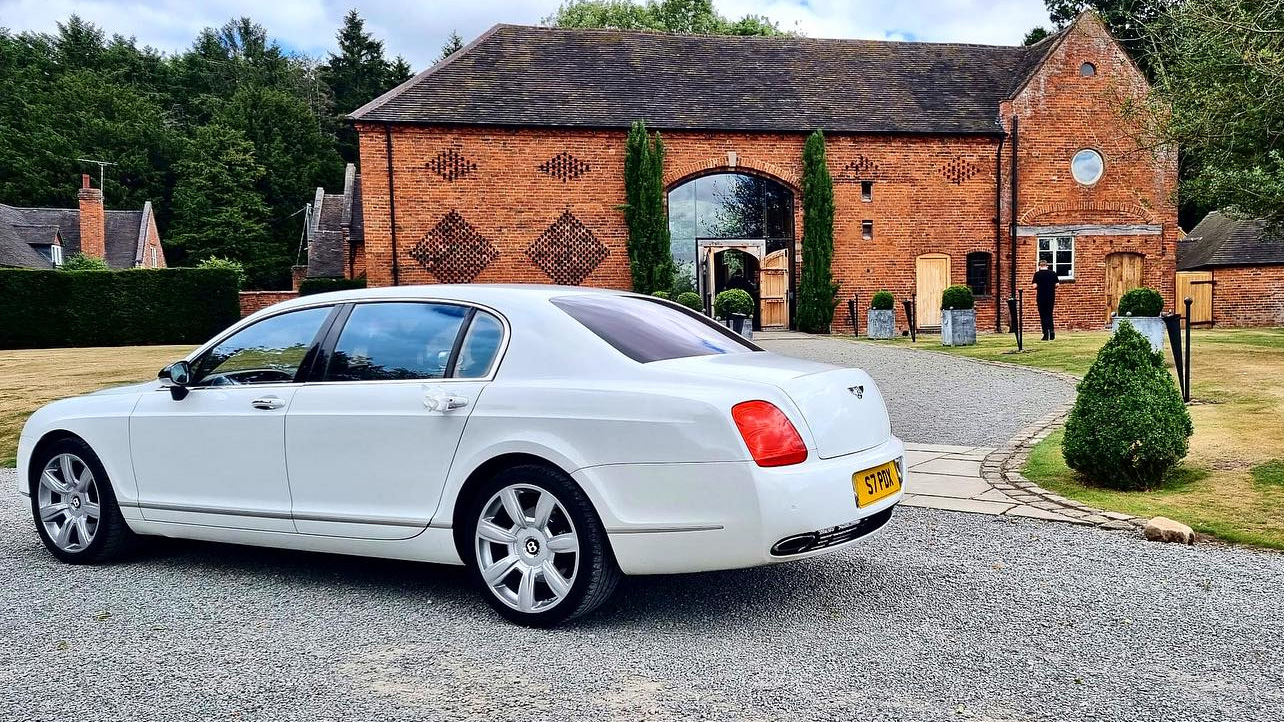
334, 11, 1177, 333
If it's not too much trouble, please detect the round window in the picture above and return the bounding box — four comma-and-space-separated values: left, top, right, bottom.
1071, 149, 1104, 185
1079, 62, 1096, 77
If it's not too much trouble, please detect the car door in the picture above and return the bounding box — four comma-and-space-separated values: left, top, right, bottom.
129, 304, 337, 532
285, 301, 506, 539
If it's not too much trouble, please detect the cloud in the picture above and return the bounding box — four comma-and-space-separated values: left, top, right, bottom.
0, 0, 1052, 69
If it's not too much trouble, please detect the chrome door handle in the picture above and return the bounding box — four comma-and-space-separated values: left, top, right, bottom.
251, 396, 286, 410
442, 396, 469, 411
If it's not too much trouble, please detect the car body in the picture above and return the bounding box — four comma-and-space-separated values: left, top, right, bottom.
19, 285, 904, 625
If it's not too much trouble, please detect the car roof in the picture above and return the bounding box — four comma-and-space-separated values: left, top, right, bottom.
266, 283, 629, 313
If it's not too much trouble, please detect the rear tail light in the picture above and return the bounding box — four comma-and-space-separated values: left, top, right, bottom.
731, 400, 808, 467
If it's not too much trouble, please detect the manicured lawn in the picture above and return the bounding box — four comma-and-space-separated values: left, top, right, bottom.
0, 345, 195, 467
867, 327, 1284, 547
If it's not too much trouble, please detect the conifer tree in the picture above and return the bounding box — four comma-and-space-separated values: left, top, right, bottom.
623, 121, 674, 294
796, 129, 838, 333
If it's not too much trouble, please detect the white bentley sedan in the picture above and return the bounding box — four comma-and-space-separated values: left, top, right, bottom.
18, 285, 904, 625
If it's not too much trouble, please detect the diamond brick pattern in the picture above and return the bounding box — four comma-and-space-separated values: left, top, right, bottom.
940, 157, 982, 184
425, 149, 478, 182
409, 210, 498, 283
526, 210, 609, 285
537, 152, 592, 182
835, 156, 881, 183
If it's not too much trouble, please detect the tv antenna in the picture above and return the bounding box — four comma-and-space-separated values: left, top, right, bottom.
77, 158, 117, 193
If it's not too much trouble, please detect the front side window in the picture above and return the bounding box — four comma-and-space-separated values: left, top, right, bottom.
1038, 236, 1075, 279
193, 306, 331, 386
326, 302, 470, 382
553, 294, 758, 363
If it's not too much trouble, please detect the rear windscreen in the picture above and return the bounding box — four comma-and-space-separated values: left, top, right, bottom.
551, 294, 760, 363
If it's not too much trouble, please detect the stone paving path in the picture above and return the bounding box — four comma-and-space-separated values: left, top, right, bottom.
756, 331, 1115, 527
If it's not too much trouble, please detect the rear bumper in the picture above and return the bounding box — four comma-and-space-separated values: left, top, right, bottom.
573, 436, 904, 574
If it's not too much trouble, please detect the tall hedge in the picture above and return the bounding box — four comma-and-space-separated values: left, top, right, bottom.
624, 120, 675, 295
0, 268, 240, 349
796, 129, 838, 333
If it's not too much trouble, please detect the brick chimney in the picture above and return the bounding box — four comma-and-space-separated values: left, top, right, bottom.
77, 174, 106, 260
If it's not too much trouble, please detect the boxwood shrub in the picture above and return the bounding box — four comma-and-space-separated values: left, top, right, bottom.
651, 290, 670, 300
298, 276, 368, 296
870, 290, 894, 310
940, 284, 975, 310
675, 291, 703, 312
0, 268, 240, 349
1117, 287, 1163, 317
714, 289, 754, 318
1062, 321, 1192, 490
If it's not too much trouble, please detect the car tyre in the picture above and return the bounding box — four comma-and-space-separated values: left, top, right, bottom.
30, 437, 136, 564
462, 463, 621, 626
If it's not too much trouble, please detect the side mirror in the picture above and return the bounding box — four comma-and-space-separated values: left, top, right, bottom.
159, 360, 193, 400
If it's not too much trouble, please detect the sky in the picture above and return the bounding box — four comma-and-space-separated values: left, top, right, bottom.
0, 0, 1054, 70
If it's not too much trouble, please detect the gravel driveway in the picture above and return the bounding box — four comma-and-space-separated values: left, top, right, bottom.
757, 335, 1075, 446
2, 466, 1281, 721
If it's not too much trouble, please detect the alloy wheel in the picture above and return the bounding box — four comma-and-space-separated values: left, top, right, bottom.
474, 484, 580, 613
37, 453, 101, 553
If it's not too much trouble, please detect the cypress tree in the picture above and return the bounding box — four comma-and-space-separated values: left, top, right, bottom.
796, 129, 838, 333
623, 120, 674, 294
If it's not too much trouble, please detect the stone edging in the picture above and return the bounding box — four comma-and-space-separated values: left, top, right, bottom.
980, 404, 1148, 531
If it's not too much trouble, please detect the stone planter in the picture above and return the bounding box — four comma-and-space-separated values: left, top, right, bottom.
1112, 315, 1165, 353
725, 314, 754, 341
867, 309, 896, 339
940, 308, 977, 346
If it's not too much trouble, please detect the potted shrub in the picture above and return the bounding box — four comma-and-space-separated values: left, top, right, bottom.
940, 284, 976, 346
866, 290, 896, 339
1111, 287, 1165, 352
714, 289, 755, 339
675, 291, 704, 313
1063, 321, 1192, 490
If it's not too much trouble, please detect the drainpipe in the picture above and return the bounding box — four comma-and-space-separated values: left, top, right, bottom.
384, 123, 401, 286
1009, 116, 1019, 301
993, 134, 1005, 333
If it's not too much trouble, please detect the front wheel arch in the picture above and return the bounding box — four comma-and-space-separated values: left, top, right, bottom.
27, 430, 81, 495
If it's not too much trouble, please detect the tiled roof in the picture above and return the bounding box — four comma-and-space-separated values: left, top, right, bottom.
305, 164, 363, 278
0, 203, 149, 269
1179, 212, 1284, 270
351, 24, 1059, 134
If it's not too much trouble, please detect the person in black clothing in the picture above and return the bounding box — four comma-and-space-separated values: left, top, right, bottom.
1032, 260, 1060, 340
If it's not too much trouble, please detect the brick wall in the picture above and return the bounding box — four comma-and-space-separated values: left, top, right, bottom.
239, 291, 298, 317
353, 14, 1176, 334
1211, 266, 1284, 327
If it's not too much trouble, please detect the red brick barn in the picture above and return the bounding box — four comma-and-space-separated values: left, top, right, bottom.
1178, 212, 1284, 328
341, 11, 1177, 333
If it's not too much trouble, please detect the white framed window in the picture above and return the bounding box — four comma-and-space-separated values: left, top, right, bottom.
50, 244, 64, 267
1038, 236, 1075, 279
150, 246, 158, 268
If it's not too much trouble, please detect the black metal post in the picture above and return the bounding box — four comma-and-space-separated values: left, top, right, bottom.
1017, 290, 1025, 351
902, 299, 917, 343
1184, 297, 1193, 402
848, 296, 858, 337
1006, 297, 1019, 351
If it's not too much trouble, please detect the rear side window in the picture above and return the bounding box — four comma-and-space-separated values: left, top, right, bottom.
552, 294, 759, 363
327, 302, 469, 381
456, 310, 504, 378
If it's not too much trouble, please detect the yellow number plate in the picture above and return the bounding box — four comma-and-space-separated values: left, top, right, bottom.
853, 461, 901, 507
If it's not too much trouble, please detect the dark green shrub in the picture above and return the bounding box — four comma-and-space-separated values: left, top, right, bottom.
675, 291, 703, 312
59, 253, 111, 271
714, 289, 754, 318
1117, 287, 1164, 316
871, 290, 894, 310
1062, 321, 1193, 490
0, 268, 240, 349
652, 290, 670, 300
796, 129, 838, 332
298, 276, 367, 296
941, 284, 975, 310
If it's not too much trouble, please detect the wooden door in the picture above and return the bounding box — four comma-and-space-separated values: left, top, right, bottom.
915, 254, 950, 329
1176, 271, 1214, 324
759, 249, 788, 328
1105, 252, 1145, 321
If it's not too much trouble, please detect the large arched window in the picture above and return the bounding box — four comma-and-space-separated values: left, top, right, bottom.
667, 173, 793, 295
